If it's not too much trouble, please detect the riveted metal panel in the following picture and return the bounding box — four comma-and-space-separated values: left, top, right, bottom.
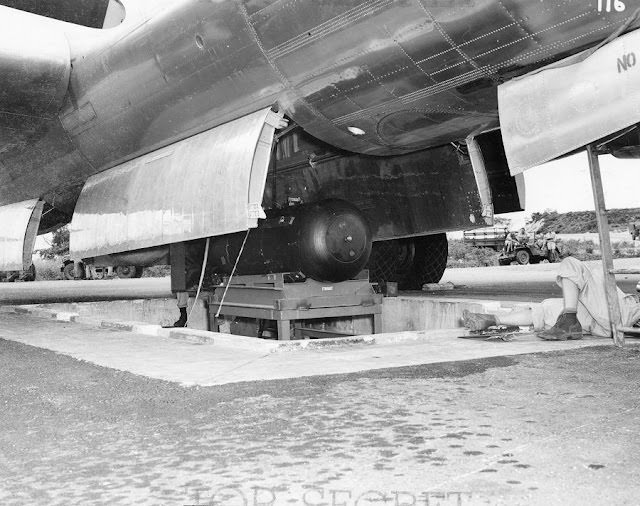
70, 107, 283, 260
0, 199, 44, 271
265, 136, 486, 239
499, 29, 640, 174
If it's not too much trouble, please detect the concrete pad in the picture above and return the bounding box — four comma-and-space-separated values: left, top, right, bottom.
0, 311, 610, 387
30, 297, 210, 330
380, 296, 529, 333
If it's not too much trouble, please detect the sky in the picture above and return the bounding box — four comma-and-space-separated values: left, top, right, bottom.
499, 153, 640, 229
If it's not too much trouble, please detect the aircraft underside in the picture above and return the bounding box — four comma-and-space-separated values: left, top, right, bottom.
0, 0, 638, 286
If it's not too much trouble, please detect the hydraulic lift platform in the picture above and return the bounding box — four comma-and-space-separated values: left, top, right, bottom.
208, 271, 383, 340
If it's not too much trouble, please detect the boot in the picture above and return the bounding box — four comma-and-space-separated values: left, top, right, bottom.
173, 307, 188, 328
462, 310, 497, 331
537, 311, 582, 341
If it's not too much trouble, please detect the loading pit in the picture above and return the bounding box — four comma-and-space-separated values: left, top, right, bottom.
209, 271, 383, 341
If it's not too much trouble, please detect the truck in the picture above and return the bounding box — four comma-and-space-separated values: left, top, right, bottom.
0, 263, 36, 282
462, 227, 509, 251
61, 259, 143, 280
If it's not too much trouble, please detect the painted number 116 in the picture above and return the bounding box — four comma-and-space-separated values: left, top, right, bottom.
598, 0, 625, 12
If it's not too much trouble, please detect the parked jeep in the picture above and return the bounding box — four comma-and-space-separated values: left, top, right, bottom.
498, 234, 561, 265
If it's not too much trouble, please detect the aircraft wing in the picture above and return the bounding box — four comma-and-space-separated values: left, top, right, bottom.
0, 0, 111, 28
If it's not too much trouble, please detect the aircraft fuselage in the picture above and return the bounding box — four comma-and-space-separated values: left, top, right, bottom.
0, 0, 634, 224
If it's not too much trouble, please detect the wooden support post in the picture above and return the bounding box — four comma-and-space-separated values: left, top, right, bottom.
586, 145, 625, 347
373, 313, 383, 334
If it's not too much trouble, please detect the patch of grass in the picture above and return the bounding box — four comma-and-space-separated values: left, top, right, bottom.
33, 258, 61, 281
447, 241, 498, 268
560, 240, 601, 261
141, 265, 171, 278
561, 239, 640, 260
613, 241, 640, 258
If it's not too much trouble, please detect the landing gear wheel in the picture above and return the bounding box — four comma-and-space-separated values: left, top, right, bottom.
62, 262, 76, 280
115, 266, 138, 279
367, 234, 448, 290
367, 239, 415, 289
408, 234, 449, 289
515, 249, 530, 265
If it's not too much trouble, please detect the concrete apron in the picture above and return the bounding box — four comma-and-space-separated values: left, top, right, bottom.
22, 295, 535, 333
0, 297, 610, 386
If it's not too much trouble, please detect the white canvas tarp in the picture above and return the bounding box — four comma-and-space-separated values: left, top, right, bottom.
499, 28, 640, 174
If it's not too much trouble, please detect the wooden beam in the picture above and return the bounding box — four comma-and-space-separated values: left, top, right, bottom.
586, 145, 625, 347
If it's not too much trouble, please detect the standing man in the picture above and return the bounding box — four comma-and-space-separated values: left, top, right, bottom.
169, 240, 206, 328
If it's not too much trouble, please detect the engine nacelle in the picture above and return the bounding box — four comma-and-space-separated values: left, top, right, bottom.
210, 200, 372, 283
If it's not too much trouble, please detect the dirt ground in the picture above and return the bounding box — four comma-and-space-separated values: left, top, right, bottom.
1, 339, 640, 506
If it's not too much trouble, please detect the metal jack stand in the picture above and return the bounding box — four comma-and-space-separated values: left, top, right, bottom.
586, 144, 640, 346
209, 271, 383, 340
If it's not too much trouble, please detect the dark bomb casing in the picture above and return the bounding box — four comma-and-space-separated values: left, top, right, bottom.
209, 200, 372, 283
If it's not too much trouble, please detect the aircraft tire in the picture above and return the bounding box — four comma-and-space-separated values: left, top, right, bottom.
367, 234, 448, 290
405, 234, 448, 289
62, 262, 75, 280
115, 266, 139, 279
